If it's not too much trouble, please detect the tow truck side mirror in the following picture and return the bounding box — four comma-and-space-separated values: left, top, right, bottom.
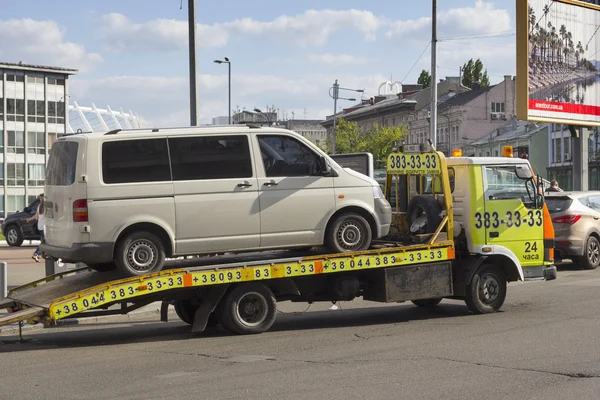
515, 165, 533, 180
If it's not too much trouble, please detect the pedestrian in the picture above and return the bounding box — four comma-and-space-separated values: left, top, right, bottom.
25, 194, 46, 262
546, 180, 561, 193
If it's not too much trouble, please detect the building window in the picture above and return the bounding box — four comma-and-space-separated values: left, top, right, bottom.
0, 130, 3, 152
0, 163, 3, 185
0, 97, 3, 116
47, 101, 66, 124
0, 195, 4, 214
6, 163, 25, 186
47, 77, 65, 86
5, 74, 25, 83
26, 76, 44, 84
491, 102, 506, 113
28, 164, 46, 186
7, 131, 25, 154
6, 195, 25, 215
27, 100, 45, 123
27, 131, 45, 155
6, 99, 25, 122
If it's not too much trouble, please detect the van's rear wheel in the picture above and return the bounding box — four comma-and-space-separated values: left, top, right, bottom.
326, 213, 372, 253
216, 283, 277, 335
115, 231, 166, 277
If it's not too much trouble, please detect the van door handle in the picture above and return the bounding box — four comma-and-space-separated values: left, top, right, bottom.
263, 181, 278, 187
237, 182, 253, 188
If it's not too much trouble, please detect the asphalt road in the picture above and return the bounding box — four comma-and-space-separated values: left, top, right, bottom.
1, 264, 600, 400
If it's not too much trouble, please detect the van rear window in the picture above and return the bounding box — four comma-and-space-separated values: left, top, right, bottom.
46, 141, 78, 186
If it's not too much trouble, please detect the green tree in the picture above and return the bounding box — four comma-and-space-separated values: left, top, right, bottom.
417, 69, 431, 89
332, 118, 408, 161
461, 58, 490, 88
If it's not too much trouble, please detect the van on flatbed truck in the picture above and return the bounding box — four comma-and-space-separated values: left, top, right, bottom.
0, 141, 557, 336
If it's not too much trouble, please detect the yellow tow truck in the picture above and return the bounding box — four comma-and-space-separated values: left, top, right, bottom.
0, 143, 556, 336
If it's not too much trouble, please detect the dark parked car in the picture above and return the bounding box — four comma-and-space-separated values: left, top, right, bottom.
1, 198, 42, 246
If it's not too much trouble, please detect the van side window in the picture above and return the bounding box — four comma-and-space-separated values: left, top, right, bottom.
258, 135, 320, 177
169, 135, 252, 180
102, 139, 171, 184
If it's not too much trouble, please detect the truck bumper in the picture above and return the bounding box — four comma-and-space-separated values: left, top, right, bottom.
40, 242, 113, 264
523, 265, 558, 281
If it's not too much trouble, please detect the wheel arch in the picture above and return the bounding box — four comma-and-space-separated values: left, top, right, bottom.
324, 206, 377, 242
114, 222, 174, 258
468, 246, 524, 284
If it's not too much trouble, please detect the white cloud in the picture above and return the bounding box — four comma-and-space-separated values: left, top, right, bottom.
69, 72, 389, 127
308, 53, 368, 66
0, 19, 103, 72
99, 10, 383, 52
387, 0, 512, 43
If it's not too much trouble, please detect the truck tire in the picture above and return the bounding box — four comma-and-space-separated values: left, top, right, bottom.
115, 231, 166, 277
411, 298, 443, 307
87, 262, 116, 272
174, 299, 218, 327
578, 236, 600, 270
465, 263, 506, 314
326, 213, 373, 253
5, 225, 23, 247
216, 283, 277, 335
407, 195, 443, 234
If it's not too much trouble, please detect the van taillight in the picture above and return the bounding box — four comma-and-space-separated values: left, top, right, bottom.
552, 215, 581, 224
73, 199, 88, 222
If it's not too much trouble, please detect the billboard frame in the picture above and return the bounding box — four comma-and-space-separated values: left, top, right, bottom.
516, 0, 600, 127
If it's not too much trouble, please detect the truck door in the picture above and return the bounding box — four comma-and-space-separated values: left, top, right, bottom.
479, 165, 544, 269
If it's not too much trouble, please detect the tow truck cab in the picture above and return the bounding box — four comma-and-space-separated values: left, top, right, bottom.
384, 145, 556, 283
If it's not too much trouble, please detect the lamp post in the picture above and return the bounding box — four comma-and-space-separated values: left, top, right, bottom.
328, 79, 363, 154
214, 57, 231, 124
253, 108, 271, 125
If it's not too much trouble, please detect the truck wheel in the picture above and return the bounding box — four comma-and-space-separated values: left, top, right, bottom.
411, 298, 443, 307
216, 283, 277, 335
5, 225, 23, 247
326, 213, 372, 253
407, 195, 443, 234
87, 262, 116, 272
115, 231, 166, 277
578, 236, 600, 270
174, 299, 218, 327
465, 264, 506, 314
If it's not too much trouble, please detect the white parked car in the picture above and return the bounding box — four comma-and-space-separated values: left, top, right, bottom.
41, 125, 392, 277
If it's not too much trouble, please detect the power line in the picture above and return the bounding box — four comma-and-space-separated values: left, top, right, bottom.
440, 30, 515, 41
401, 42, 431, 84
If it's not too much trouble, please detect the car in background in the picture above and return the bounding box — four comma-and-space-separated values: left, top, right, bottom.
1, 198, 42, 246
546, 191, 600, 269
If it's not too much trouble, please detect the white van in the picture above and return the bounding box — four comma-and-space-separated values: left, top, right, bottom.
41, 126, 392, 277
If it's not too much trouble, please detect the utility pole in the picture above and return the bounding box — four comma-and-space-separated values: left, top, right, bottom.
430, 0, 438, 147
188, 0, 199, 126
332, 79, 339, 154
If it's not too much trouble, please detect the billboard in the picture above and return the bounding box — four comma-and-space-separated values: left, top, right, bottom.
517, 0, 600, 126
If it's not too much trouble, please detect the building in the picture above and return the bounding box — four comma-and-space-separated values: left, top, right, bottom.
232, 110, 278, 126
212, 116, 229, 125
463, 121, 550, 178
0, 62, 77, 216
68, 102, 141, 133
285, 119, 327, 145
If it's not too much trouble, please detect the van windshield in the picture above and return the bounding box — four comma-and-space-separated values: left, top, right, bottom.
47, 141, 78, 186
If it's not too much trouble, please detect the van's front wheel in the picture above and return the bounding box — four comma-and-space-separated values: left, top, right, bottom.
115, 231, 166, 277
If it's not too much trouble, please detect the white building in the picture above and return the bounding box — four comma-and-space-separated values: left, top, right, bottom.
212, 116, 229, 125
0, 62, 76, 216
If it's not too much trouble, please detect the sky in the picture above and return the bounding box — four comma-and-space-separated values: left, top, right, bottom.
0, 0, 517, 127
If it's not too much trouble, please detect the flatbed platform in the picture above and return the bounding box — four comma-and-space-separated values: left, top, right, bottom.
0, 239, 454, 329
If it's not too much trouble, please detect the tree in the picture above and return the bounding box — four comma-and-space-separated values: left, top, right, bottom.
461, 58, 490, 88
417, 69, 431, 89
332, 118, 408, 162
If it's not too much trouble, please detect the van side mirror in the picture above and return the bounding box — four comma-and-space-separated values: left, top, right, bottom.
319, 155, 332, 176
515, 164, 533, 180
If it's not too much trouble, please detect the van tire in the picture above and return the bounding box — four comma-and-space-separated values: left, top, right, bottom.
115, 231, 166, 277
5, 225, 23, 247
216, 283, 277, 335
87, 262, 116, 272
407, 195, 443, 234
326, 213, 372, 253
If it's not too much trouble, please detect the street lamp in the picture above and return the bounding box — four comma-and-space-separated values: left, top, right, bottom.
253, 108, 271, 125
214, 57, 231, 124
329, 79, 364, 154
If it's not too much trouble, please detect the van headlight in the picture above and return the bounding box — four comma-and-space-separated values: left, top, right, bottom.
372, 185, 384, 199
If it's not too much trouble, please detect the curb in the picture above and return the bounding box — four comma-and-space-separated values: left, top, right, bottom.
0, 302, 175, 335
